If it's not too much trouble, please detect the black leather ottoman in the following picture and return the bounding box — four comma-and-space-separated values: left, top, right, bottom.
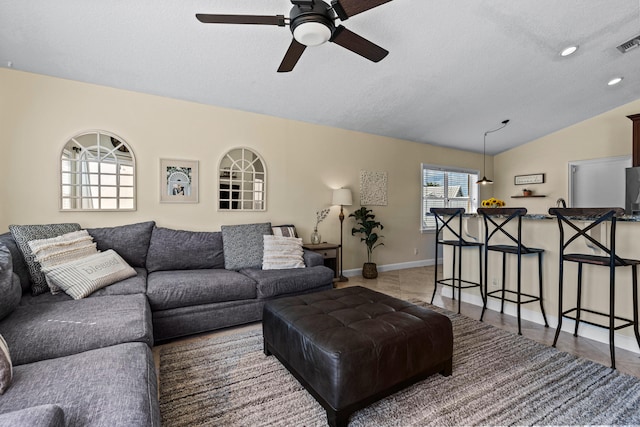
263, 286, 453, 427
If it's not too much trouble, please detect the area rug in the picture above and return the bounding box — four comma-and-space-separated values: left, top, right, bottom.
159, 303, 640, 426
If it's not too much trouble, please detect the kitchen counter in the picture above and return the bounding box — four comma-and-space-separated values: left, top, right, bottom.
441, 213, 640, 354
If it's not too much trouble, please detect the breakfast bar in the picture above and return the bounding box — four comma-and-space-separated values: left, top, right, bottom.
441, 212, 640, 353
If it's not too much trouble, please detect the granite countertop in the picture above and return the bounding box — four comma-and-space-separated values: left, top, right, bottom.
460, 213, 640, 222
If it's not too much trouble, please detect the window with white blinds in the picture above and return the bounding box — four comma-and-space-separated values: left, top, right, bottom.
421, 164, 479, 231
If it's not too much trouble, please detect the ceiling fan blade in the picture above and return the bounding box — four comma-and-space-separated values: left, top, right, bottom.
278, 39, 307, 72
330, 25, 388, 62
331, 0, 393, 20
196, 14, 286, 26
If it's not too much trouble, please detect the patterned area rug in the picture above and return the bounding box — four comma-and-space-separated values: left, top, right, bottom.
159, 303, 640, 426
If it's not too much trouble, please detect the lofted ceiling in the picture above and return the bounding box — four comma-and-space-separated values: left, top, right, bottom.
1, 0, 639, 154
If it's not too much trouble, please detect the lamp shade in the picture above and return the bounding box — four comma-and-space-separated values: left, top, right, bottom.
332, 188, 353, 206
476, 176, 494, 185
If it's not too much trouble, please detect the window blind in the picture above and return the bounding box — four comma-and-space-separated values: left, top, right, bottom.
421, 164, 478, 231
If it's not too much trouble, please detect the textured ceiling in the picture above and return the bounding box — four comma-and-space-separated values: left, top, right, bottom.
1, 0, 639, 154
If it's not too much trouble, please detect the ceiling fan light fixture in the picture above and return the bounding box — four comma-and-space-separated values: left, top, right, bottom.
293, 21, 332, 46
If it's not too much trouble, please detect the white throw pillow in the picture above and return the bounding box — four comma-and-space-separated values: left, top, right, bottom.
28, 230, 98, 294
0, 334, 12, 394
41, 250, 136, 299
262, 235, 305, 270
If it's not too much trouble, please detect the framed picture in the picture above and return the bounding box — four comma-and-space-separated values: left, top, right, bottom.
160, 159, 199, 203
514, 173, 545, 185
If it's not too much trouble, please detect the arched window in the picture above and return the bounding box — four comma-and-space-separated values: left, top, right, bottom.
218, 147, 266, 211
60, 131, 136, 211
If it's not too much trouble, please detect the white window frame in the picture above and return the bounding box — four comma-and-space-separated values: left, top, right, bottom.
421, 163, 479, 232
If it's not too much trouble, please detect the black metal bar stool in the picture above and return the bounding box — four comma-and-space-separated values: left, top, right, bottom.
430, 208, 484, 314
477, 207, 549, 335
548, 207, 640, 369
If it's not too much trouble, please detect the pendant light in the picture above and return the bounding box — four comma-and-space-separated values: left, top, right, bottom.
477, 119, 510, 185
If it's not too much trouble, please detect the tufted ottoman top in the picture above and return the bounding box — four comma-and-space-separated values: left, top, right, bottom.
263, 286, 453, 415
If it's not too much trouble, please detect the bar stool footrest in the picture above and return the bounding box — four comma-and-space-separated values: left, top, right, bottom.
561, 308, 636, 331
437, 278, 482, 290
486, 288, 542, 305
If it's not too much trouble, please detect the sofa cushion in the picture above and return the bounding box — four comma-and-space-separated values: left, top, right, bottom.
146, 227, 225, 273
0, 246, 21, 321
240, 265, 334, 299
147, 269, 257, 311
41, 250, 137, 300
262, 235, 305, 270
28, 230, 98, 294
0, 294, 153, 366
0, 335, 11, 394
8, 223, 82, 296
0, 233, 31, 293
0, 343, 159, 427
152, 299, 264, 342
221, 222, 272, 270
0, 404, 64, 427
18, 268, 147, 305
87, 221, 155, 268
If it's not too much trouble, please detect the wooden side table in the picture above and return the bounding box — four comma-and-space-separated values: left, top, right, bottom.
302, 243, 340, 280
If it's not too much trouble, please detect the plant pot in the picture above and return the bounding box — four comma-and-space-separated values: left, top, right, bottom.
362, 262, 378, 279
523, 190, 532, 197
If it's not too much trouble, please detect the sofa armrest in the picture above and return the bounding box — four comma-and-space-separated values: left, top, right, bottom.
303, 249, 324, 267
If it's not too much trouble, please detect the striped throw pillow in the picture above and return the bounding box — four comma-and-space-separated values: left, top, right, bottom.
0, 334, 12, 394
40, 250, 136, 299
262, 235, 305, 270
271, 225, 298, 238
28, 230, 98, 294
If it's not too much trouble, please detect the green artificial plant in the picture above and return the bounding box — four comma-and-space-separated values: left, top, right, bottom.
349, 206, 384, 263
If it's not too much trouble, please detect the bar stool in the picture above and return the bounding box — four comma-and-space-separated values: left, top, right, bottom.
548, 207, 640, 369
430, 208, 484, 314
477, 207, 549, 335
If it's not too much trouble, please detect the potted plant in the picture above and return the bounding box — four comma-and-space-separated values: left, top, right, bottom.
523, 188, 533, 197
349, 207, 384, 279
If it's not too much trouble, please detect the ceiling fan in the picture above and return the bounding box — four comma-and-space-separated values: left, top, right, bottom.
196, 0, 393, 72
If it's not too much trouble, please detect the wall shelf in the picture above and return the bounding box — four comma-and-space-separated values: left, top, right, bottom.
511, 195, 546, 198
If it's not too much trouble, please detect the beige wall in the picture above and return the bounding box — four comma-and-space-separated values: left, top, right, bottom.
494, 98, 640, 213
0, 74, 8, 227
0, 69, 488, 271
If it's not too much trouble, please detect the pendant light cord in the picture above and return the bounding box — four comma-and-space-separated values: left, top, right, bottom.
480, 119, 510, 181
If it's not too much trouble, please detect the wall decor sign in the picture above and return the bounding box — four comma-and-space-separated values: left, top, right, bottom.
360, 170, 388, 206
160, 159, 199, 203
514, 173, 545, 185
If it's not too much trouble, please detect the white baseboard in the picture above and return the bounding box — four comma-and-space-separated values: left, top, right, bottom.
442, 288, 640, 355
343, 258, 437, 277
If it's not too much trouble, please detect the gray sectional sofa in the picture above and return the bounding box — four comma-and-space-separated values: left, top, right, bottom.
0, 221, 334, 426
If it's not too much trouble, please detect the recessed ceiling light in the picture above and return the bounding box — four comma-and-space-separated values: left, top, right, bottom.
560, 45, 578, 57
608, 77, 623, 86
